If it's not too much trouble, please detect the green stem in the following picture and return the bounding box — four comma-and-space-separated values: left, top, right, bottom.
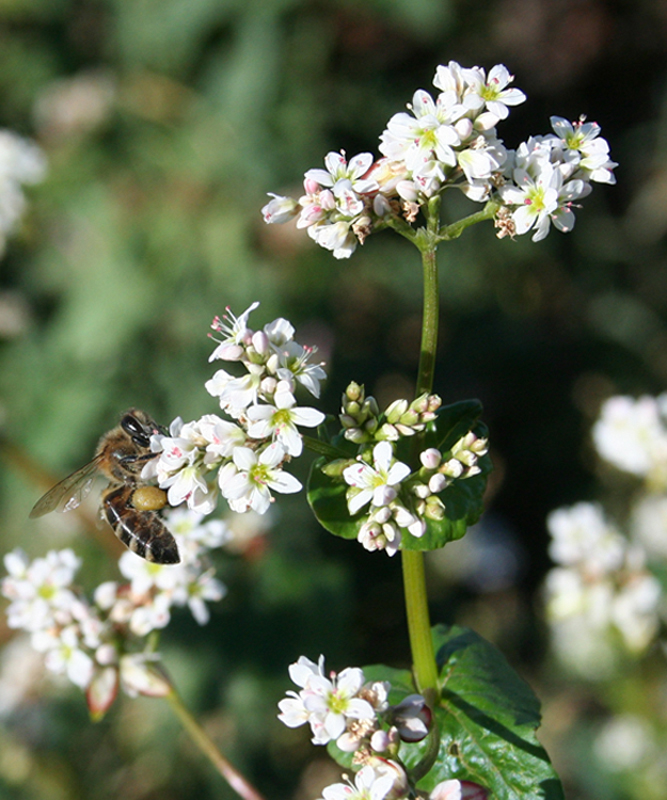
401, 199, 442, 697
402, 550, 439, 695
165, 689, 266, 800
439, 198, 500, 240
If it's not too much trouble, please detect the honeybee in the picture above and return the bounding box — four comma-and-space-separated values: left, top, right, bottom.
29, 409, 180, 564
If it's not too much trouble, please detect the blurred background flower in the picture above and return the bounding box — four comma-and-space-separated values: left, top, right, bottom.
0, 2, 666, 799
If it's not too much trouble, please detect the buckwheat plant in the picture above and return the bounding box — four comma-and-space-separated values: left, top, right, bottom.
543, 394, 667, 796
5, 61, 618, 800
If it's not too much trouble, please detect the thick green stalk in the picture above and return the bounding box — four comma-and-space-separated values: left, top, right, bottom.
402, 199, 441, 697
402, 550, 439, 695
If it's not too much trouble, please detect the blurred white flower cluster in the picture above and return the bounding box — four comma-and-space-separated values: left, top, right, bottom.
262, 61, 615, 257
333, 383, 488, 556
278, 656, 486, 800
545, 394, 667, 677
0, 129, 46, 256
1, 508, 228, 717
144, 302, 326, 516
593, 394, 667, 487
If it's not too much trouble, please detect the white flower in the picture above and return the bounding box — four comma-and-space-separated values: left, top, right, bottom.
549, 116, 617, 184
2, 549, 81, 633
218, 442, 302, 514
593, 715, 655, 773
630, 495, 667, 559
273, 339, 327, 398
379, 97, 460, 178
308, 219, 358, 259
41, 625, 94, 689
128, 592, 172, 636
592, 395, 667, 480
184, 568, 226, 625
499, 160, 561, 242
343, 442, 411, 515
211, 365, 265, 414
318, 765, 397, 800
261, 194, 299, 224
208, 302, 259, 362
305, 151, 378, 195
246, 387, 325, 456
547, 502, 625, 577
0, 130, 46, 256
611, 573, 661, 652
430, 780, 463, 800
164, 507, 230, 550
303, 666, 377, 743
460, 63, 526, 123
279, 656, 378, 747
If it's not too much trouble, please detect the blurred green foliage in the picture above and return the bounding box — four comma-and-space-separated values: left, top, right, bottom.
1, 1, 666, 799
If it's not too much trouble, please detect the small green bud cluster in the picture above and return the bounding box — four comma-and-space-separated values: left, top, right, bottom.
340, 383, 441, 444
408, 433, 489, 522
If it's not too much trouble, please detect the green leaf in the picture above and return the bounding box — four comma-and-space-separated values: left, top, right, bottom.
399, 625, 564, 800
307, 452, 361, 541
307, 400, 492, 551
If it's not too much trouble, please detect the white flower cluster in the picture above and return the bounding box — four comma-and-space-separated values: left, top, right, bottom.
334, 384, 488, 556
0, 129, 46, 255
279, 657, 487, 800
544, 393, 667, 676
1, 509, 228, 716
278, 655, 390, 751
145, 302, 327, 516
262, 61, 615, 257
316, 770, 487, 800
592, 394, 667, 487
278, 655, 431, 756
545, 502, 661, 676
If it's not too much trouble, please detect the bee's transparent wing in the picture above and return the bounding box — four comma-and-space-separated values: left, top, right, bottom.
29, 457, 102, 518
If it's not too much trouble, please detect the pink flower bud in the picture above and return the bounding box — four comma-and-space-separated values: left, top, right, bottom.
420, 447, 442, 469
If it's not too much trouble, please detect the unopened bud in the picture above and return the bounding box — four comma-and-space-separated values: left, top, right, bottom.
391, 694, 432, 742
425, 495, 446, 520
95, 644, 118, 666
370, 729, 392, 752
376, 423, 400, 441
399, 409, 420, 427
363, 396, 380, 417
428, 473, 448, 494
410, 393, 429, 414
120, 654, 171, 698
440, 458, 464, 478
455, 118, 474, 140
345, 428, 371, 444
251, 330, 270, 356
345, 382, 363, 402
366, 758, 410, 800
321, 459, 353, 478
420, 448, 442, 469
385, 398, 409, 424
413, 482, 431, 499
260, 376, 278, 396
